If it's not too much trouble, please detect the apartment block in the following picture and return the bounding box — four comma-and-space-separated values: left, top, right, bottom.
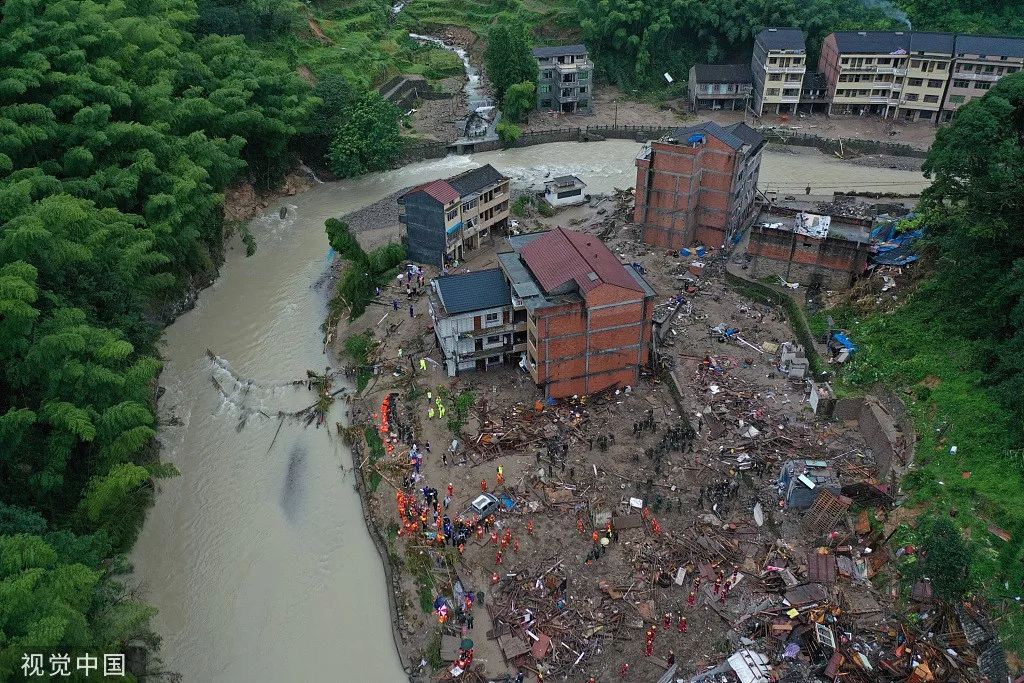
943, 35, 1024, 122
399, 164, 510, 267
499, 228, 655, 399
688, 64, 752, 112
634, 121, 765, 250
820, 31, 954, 122
429, 269, 526, 376
751, 28, 807, 116
533, 45, 594, 115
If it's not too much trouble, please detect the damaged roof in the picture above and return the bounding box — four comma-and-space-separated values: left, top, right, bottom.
664, 120, 764, 152
519, 227, 645, 295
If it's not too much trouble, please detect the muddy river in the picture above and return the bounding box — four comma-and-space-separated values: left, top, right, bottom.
131, 141, 927, 682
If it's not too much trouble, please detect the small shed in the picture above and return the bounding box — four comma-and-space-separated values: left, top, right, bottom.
543, 175, 587, 207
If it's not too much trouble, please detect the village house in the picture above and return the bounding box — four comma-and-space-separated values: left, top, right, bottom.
942, 34, 1024, 122
398, 164, 510, 267
428, 268, 526, 376
634, 121, 765, 250
499, 227, 656, 399
533, 44, 594, 115
543, 175, 587, 208
687, 63, 753, 112
750, 27, 807, 116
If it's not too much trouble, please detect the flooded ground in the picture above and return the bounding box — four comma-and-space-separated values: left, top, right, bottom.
131, 141, 928, 682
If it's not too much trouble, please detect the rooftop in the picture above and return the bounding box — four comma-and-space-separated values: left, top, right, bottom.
434, 268, 511, 315
402, 178, 460, 205
756, 27, 806, 52
954, 33, 1024, 57
532, 44, 588, 58
447, 164, 507, 196
546, 175, 586, 189
693, 63, 753, 84
831, 31, 955, 55
519, 227, 645, 295
663, 120, 764, 152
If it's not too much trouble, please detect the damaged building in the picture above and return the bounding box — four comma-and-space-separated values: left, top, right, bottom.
499, 227, 656, 399
634, 121, 764, 250
745, 211, 871, 289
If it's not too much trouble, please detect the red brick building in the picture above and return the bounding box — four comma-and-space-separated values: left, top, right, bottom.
634, 121, 764, 250
498, 228, 656, 399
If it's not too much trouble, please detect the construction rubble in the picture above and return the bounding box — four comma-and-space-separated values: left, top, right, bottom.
341, 199, 1009, 683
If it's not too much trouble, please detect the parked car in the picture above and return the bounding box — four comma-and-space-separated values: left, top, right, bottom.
467, 493, 500, 519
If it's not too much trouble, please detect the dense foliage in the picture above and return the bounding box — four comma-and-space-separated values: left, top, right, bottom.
503, 81, 536, 124
327, 92, 404, 178
0, 0, 315, 675
579, 0, 895, 90
325, 218, 406, 319
484, 23, 538, 107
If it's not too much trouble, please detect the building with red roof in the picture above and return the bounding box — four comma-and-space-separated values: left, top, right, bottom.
499, 228, 656, 399
398, 164, 510, 267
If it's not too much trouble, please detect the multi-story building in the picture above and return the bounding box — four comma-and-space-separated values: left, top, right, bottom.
634, 121, 765, 249
688, 64, 753, 112
533, 45, 594, 114
820, 31, 954, 122
429, 268, 526, 376
942, 35, 1024, 122
399, 164, 510, 267
751, 28, 807, 116
498, 228, 655, 399
799, 72, 830, 113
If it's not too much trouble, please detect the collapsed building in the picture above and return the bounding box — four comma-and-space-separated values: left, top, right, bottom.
634, 121, 764, 250
745, 210, 871, 289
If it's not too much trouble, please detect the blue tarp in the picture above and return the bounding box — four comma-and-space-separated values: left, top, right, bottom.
873, 228, 924, 266
446, 221, 464, 235
499, 493, 516, 511
832, 332, 857, 352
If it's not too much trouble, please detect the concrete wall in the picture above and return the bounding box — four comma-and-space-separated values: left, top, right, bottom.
746, 225, 869, 289
433, 304, 514, 376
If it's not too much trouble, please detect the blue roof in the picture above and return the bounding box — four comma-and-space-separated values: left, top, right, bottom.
435, 268, 511, 315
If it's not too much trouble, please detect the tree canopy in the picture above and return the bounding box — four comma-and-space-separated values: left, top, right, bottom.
328, 92, 404, 178
0, 0, 316, 675
485, 23, 538, 107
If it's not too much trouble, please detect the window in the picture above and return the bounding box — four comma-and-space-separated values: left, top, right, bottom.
542, 70, 552, 79
769, 73, 783, 81
877, 58, 890, 65
539, 84, 551, 93
976, 81, 991, 90
904, 93, 919, 101
924, 94, 939, 103
953, 79, 969, 88
578, 70, 590, 80
561, 88, 573, 97
579, 86, 587, 94
1010, 67, 1020, 73
908, 78, 923, 86
485, 312, 499, 322
950, 95, 965, 103
919, 110, 933, 120
766, 88, 780, 96
540, 99, 552, 108
840, 57, 849, 65
962, 63, 974, 71
785, 74, 801, 81
983, 65, 995, 73
927, 79, 943, 88
556, 188, 582, 199
910, 59, 921, 68
446, 209, 459, 221
486, 335, 500, 344
935, 62, 948, 70
461, 199, 477, 211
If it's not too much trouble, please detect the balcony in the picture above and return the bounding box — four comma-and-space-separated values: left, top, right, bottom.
765, 65, 806, 74
463, 321, 527, 339
461, 342, 527, 361
554, 59, 593, 73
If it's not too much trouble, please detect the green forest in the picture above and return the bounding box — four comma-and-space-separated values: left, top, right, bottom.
2, 0, 1024, 676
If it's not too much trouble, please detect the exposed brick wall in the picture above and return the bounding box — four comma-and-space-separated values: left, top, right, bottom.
634, 136, 759, 251
530, 284, 653, 398
747, 225, 869, 289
